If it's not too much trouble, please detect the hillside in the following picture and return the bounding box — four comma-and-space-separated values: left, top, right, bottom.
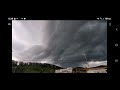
12, 60, 63, 73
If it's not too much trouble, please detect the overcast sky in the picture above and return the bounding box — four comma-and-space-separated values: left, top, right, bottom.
12, 20, 107, 68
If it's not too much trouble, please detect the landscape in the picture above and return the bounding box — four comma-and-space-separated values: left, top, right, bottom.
12, 20, 107, 73
12, 60, 107, 73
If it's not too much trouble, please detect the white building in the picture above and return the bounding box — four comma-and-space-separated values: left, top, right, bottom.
55, 67, 73, 73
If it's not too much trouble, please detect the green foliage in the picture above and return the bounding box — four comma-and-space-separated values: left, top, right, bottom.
12, 60, 62, 73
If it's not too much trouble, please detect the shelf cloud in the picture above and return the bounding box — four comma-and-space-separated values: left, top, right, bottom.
12, 20, 107, 68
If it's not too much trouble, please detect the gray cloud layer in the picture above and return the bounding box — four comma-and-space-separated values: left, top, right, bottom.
12, 20, 107, 68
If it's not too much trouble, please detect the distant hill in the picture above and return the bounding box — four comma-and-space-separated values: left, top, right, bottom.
12, 60, 63, 73
91, 65, 107, 68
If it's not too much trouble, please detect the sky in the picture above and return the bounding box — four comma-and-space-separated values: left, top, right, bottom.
12, 20, 107, 68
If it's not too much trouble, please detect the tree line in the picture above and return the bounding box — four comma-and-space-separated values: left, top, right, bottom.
12, 60, 63, 73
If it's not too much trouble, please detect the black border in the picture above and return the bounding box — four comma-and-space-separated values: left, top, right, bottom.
7, 16, 119, 80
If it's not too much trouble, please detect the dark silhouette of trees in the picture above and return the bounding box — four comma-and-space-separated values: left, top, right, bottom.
12, 60, 62, 73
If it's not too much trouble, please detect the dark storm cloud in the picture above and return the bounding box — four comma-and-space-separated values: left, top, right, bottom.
12, 20, 107, 68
